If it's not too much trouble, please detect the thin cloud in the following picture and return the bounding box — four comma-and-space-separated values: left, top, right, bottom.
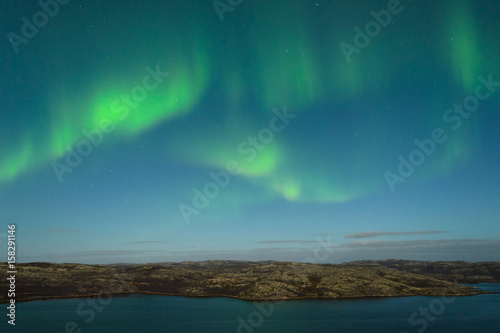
126, 241, 168, 244
258, 240, 318, 245
73, 250, 162, 257
334, 239, 500, 262
342, 238, 500, 249
345, 230, 446, 239
48, 229, 85, 234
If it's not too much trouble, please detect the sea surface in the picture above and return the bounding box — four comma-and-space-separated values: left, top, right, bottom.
3, 284, 499, 333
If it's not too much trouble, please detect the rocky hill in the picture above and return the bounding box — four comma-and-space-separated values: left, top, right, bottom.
1, 260, 498, 303
359, 259, 500, 283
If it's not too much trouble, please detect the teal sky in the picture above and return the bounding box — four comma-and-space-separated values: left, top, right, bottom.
1, 0, 499, 264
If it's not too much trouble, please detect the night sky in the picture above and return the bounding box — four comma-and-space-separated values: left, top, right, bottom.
1, 0, 499, 264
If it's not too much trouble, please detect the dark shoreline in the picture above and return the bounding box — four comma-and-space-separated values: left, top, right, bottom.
3, 288, 499, 305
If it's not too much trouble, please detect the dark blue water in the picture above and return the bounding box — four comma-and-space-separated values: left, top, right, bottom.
2, 284, 499, 332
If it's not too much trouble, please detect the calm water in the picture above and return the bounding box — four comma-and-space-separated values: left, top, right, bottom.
3, 284, 499, 333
